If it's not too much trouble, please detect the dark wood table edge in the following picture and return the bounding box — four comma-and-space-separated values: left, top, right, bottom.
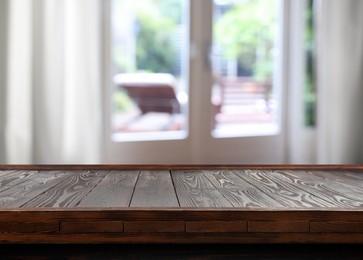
1, 164, 363, 171
1, 208, 363, 222
1, 207, 363, 244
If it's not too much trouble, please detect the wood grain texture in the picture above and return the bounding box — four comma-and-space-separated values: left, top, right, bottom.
0, 222, 59, 233
310, 222, 363, 233
0, 171, 39, 193
292, 170, 363, 194
269, 170, 363, 208
4, 232, 363, 244
203, 170, 283, 208
61, 221, 123, 233
0, 171, 71, 208
77, 170, 139, 207
124, 221, 185, 233
130, 171, 179, 207
22, 171, 108, 208
0, 170, 25, 182
186, 221, 247, 233
4, 209, 363, 222
172, 170, 232, 207
325, 170, 363, 182
248, 221, 309, 233
235, 170, 337, 208
0, 171, 13, 178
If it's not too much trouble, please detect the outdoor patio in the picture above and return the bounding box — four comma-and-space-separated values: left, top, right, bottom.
112, 74, 278, 136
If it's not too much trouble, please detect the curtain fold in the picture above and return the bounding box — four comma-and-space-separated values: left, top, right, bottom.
1, 0, 102, 164
316, 0, 363, 163
5, 0, 33, 164
0, 0, 9, 163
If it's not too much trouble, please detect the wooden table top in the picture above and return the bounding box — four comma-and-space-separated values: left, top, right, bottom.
1, 165, 363, 210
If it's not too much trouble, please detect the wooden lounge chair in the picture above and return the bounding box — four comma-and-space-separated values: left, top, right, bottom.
113, 73, 181, 114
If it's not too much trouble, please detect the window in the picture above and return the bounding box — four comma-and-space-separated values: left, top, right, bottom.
111, 0, 189, 141
211, 0, 280, 137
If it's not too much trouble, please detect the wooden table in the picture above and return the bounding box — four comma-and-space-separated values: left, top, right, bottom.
0, 165, 363, 244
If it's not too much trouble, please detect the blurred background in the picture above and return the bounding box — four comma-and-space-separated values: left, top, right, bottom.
0, 0, 363, 164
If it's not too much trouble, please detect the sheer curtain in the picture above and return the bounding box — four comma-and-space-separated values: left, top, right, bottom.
316, 0, 363, 163
0, 1, 9, 163
0, 0, 102, 164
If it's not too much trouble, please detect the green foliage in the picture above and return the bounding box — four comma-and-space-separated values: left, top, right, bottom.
112, 0, 181, 74
215, 0, 277, 80
158, 0, 182, 24
254, 57, 274, 81
304, 0, 316, 127
113, 90, 133, 112
113, 46, 135, 72
134, 0, 179, 74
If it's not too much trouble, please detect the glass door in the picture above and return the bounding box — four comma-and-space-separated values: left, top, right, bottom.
104, 0, 192, 164
104, 0, 288, 164
188, 0, 287, 164
211, 0, 279, 137
111, 0, 189, 141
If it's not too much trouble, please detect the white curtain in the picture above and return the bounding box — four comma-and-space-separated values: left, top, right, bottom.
0, 0, 102, 164
0, 1, 9, 163
316, 0, 363, 163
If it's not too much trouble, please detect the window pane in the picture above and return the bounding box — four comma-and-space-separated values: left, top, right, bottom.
211, 0, 280, 137
111, 0, 188, 141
